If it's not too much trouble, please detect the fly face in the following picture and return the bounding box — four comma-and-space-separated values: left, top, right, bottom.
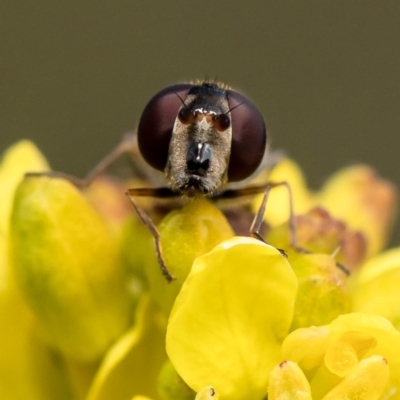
137, 81, 267, 197
166, 84, 232, 196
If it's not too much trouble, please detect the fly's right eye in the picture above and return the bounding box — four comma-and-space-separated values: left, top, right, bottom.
137, 84, 193, 172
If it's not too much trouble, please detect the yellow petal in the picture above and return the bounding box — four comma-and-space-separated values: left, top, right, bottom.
355, 247, 400, 285
353, 247, 400, 329
324, 331, 377, 378
10, 176, 133, 361
166, 237, 298, 400
268, 361, 312, 400
282, 326, 330, 370
329, 312, 399, 334
86, 295, 166, 400
321, 356, 389, 400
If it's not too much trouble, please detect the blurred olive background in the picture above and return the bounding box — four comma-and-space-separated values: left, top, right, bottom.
1, 1, 400, 242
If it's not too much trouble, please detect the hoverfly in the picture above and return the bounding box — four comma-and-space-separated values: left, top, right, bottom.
127, 81, 297, 280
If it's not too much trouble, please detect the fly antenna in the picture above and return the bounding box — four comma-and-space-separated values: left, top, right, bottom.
225, 101, 245, 115
173, 91, 186, 106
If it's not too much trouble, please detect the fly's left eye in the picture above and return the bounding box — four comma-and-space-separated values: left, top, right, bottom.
213, 113, 230, 132
226, 90, 267, 182
137, 83, 192, 172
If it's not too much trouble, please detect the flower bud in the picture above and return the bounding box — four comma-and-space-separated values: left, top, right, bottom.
0, 140, 49, 235
10, 176, 133, 361
288, 254, 351, 330
0, 141, 75, 399
145, 198, 234, 315
318, 165, 397, 257
268, 207, 367, 271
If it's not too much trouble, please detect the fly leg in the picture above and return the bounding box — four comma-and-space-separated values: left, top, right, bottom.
25, 132, 141, 188
126, 187, 180, 282
218, 182, 297, 256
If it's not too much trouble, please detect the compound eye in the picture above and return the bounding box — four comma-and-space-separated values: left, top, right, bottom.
138, 83, 192, 171
213, 113, 231, 132
226, 90, 267, 182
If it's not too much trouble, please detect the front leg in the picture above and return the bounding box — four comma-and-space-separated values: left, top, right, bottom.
218, 182, 297, 257
25, 132, 138, 188
126, 187, 180, 282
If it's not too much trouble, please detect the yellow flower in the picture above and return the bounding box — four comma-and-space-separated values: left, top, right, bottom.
279, 313, 400, 399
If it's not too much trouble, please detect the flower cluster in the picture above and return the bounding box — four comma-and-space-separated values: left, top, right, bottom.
0, 140, 399, 400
